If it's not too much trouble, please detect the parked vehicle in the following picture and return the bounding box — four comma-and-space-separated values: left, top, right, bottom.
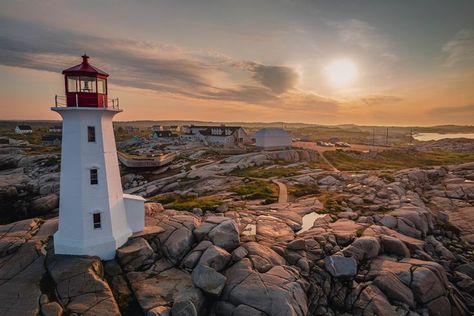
316, 141, 335, 147
335, 142, 351, 148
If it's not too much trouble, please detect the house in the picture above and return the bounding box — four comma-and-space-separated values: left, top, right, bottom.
182, 125, 250, 145
152, 130, 178, 139
151, 125, 162, 132
254, 128, 292, 150
42, 134, 62, 146
162, 125, 181, 132
125, 126, 139, 132
49, 125, 62, 133
15, 125, 33, 134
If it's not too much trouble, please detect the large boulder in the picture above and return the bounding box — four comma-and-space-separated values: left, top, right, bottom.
380, 235, 410, 257
208, 219, 240, 252
353, 284, 397, 316
220, 259, 307, 316
116, 237, 155, 271
30, 194, 59, 213
46, 255, 120, 315
170, 287, 206, 316
197, 245, 231, 272
242, 242, 285, 272
155, 216, 199, 264
342, 236, 380, 262
192, 264, 227, 296
127, 268, 194, 313
181, 241, 213, 271
373, 272, 415, 308
324, 255, 357, 278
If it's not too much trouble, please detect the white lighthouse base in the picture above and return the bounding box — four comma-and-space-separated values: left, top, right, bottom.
51, 106, 145, 261
54, 193, 145, 260
54, 230, 130, 260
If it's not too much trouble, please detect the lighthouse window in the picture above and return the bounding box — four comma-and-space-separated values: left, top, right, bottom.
93, 212, 101, 229
79, 77, 96, 93
87, 126, 96, 142
67, 76, 79, 92
97, 78, 106, 94
90, 169, 98, 185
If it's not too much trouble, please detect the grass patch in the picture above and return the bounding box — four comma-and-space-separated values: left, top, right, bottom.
378, 171, 395, 182
317, 192, 344, 214
230, 166, 301, 178
230, 180, 278, 200
149, 194, 179, 205
150, 194, 222, 212
323, 149, 474, 171
288, 183, 320, 197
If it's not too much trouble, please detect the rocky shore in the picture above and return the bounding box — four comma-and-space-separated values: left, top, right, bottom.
1, 160, 474, 315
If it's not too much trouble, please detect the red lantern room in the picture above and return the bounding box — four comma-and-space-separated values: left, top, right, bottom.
61, 55, 113, 108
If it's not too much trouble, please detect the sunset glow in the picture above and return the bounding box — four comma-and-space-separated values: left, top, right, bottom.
325, 59, 358, 88
0, 1, 473, 125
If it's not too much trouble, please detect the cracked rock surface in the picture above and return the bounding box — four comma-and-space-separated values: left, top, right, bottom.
2, 161, 474, 315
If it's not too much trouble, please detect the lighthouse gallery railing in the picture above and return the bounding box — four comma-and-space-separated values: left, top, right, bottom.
54, 94, 120, 109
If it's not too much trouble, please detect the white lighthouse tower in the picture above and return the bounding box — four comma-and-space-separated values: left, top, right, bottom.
52, 55, 144, 260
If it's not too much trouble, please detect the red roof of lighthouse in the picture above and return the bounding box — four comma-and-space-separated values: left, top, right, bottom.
62, 55, 109, 77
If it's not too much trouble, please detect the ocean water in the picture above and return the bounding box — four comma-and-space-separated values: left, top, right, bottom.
298, 212, 326, 234
413, 133, 474, 141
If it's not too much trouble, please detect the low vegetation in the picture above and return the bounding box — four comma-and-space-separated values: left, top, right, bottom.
317, 192, 345, 214
288, 183, 320, 197
230, 180, 278, 200
323, 149, 474, 171
377, 171, 395, 182
230, 165, 301, 178
149, 194, 222, 212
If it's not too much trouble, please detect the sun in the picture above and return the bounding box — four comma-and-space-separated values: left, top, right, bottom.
324, 59, 358, 88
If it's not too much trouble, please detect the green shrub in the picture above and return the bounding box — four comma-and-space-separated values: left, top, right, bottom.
288, 183, 320, 197
230, 166, 300, 178
230, 181, 278, 200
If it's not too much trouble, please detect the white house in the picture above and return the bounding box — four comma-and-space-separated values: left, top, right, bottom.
182, 125, 250, 145
49, 125, 62, 133
52, 55, 144, 260
15, 125, 33, 134
151, 125, 162, 132
152, 130, 178, 139
254, 128, 292, 150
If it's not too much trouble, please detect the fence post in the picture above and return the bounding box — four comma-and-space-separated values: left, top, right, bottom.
75, 94, 79, 107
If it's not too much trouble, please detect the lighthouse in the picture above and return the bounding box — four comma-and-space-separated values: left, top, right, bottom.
52, 55, 145, 260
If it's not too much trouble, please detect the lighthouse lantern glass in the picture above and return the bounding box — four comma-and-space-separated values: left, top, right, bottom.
97, 78, 106, 94
79, 77, 96, 93
67, 76, 79, 92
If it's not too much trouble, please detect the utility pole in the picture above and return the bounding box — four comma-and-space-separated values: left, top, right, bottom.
386, 128, 389, 146
372, 128, 375, 146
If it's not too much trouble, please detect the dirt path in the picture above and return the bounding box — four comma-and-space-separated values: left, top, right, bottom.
272, 179, 288, 204
319, 151, 339, 172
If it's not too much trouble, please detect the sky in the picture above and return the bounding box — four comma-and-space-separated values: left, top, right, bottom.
0, 0, 473, 125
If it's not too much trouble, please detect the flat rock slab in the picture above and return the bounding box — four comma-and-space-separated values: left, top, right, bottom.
46, 254, 120, 315
449, 207, 474, 243
127, 268, 193, 313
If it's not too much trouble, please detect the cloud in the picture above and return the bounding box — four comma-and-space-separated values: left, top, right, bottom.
356, 95, 403, 107
442, 29, 474, 67
236, 61, 299, 94
0, 17, 305, 106
331, 19, 398, 63
430, 103, 474, 116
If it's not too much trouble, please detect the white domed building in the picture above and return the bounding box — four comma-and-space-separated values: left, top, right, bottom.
254, 128, 292, 150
